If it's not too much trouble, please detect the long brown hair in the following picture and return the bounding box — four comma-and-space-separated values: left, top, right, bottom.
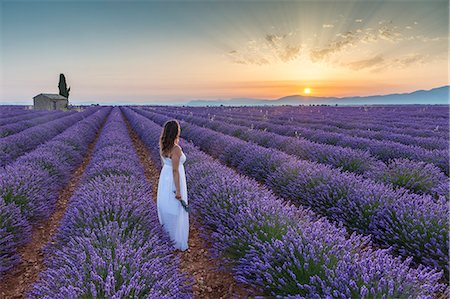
159, 120, 180, 157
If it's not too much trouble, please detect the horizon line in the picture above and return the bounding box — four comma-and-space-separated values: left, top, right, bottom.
1, 84, 448, 105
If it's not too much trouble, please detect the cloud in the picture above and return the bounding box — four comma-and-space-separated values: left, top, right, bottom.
265, 34, 285, 44
310, 21, 407, 62
279, 45, 301, 62
376, 22, 403, 42
265, 34, 301, 62
392, 53, 427, 68
310, 31, 358, 62
226, 19, 445, 69
406, 35, 449, 42
345, 55, 385, 70
227, 32, 301, 65
343, 53, 429, 72
227, 50, 270, 65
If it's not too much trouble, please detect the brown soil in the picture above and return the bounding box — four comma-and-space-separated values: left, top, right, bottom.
124, 113, 254, 299
0, 118, 107, 299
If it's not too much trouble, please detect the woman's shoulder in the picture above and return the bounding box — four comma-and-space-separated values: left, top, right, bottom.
171, 145, 182, 156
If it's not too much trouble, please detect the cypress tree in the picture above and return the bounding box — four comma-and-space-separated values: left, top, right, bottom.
58, 73, 71, 99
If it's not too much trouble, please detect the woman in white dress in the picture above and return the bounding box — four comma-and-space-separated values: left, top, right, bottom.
156, 120, 189, 251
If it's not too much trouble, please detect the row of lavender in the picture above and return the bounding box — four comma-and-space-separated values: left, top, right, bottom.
203, 109, 448, 151
0, 110, 52, 126
159, 106, 447, 146
149, 108, 448, 198
123, 107, 445, 298
230, 110, 448, 150
0, 105, 24, 110
151, 107, 449, 175
0, 107, 101, 167
0, 106, 29, 118
156, 105, 449, 156
28, 108, 192, 298
0, 110, 71, 138
249, 111, 447, 150
0, 105, 42, 120
194, 106, 448, 134
223, 111, 449, 173
0, 107, 111, 277
134, 108, 449, 275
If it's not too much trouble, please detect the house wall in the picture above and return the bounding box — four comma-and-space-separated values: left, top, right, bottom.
33, 95, 68, 110
34, 96, 52, 110
55, 100, 68, 110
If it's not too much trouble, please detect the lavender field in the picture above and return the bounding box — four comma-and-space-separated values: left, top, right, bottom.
0, 105, 448, 298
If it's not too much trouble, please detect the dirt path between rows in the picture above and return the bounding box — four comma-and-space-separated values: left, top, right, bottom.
124, 115, 253, 299
0, 118, 107, 299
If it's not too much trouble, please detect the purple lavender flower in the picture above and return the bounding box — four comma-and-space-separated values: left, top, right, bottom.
28, 108, 193, 298
0, 107, 111, 279
122, 106, 445, 298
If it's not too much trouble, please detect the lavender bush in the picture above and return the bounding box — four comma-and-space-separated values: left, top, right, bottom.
132, 107, 449, 275
151, 109, 448, 197
0, 110, 69, 138
0, 197, 30, 275
153, 107, 448, 174
0, 110, 50, 126
368, 158, 448, 198
0, 108, 110, 278
0, 107, 100, 167
28, 108, 192, 298
123, 107, 445, 298
162, 105, 447, 138
154, 110, 380, 175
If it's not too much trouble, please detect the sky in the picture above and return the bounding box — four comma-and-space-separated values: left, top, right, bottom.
0, 0, 448, 105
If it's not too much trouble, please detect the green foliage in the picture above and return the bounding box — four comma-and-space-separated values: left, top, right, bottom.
58, 73, 71, 99
2, 189, 29, 214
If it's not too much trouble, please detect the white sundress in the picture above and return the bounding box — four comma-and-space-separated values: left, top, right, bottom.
156, 149, 189, 251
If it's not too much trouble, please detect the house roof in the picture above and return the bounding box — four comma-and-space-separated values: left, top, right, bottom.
34, 93, 67, 100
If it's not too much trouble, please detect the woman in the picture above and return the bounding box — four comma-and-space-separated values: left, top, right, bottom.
156, 120, 189, 251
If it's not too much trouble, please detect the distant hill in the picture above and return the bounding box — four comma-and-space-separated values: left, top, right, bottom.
187, 85, 449, 106
187, 98, 269, 106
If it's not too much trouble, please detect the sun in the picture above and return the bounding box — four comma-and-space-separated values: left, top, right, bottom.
304, 87, 311, 95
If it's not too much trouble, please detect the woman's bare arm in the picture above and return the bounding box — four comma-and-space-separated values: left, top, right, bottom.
171, 146, 182, 201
